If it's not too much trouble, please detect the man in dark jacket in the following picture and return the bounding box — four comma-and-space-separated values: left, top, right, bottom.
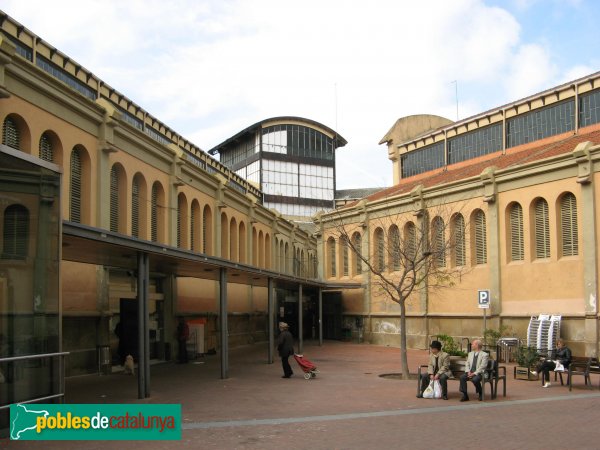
277, 322, 294, 378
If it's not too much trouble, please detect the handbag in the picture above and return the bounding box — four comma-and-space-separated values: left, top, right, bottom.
553, 361, 565, 372
432, 380, 442, 399
422, 380, 435, 399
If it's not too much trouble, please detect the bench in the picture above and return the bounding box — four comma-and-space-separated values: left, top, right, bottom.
568, 356, 600, 391
538, 356, 600, 390
417, 357, 506, 400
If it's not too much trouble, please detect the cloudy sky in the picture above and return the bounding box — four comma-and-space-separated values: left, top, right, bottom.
2, 0, 598, 188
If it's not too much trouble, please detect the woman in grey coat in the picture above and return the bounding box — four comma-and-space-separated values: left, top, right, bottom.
277, 322, 294, 378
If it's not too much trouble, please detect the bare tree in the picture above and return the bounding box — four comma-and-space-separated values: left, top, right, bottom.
328, 201, 469, 379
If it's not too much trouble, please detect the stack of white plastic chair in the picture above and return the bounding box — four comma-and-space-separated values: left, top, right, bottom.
527, 314, 561, 356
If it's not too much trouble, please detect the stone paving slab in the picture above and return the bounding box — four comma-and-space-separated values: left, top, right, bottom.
3, 341, 600, 449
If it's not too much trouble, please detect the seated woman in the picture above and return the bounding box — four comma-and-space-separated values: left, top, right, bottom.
532, 338, 572, 388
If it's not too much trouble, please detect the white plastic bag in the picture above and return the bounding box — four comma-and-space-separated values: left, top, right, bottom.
433, 380, 442, 399
422, 380, 435, 398
554, 361, 565, 372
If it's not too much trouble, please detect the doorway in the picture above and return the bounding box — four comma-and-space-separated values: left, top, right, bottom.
117, 299, 138, 364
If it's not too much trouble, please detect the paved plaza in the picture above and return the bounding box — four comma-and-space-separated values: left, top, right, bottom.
4, 341, 600, 449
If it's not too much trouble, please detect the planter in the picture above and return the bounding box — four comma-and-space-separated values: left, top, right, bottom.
514, 366, 538, 381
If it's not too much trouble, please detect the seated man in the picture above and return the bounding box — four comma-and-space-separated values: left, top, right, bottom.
417, 340, 451, 400
459, 339, 489, 402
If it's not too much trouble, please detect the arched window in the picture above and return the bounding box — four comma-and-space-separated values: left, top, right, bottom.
239, 221, 246, 263
341, 236, 349, 276
202, 205, 212, 254
560, 193, 578, 256
151, 182, 165, 243
284, 242, 290, 273
220, 213, 229, 259
453, 214, 466, 267
258, 230, 264, 268
473, 210, 487, 265
69, 148, 82, 223
265, 233, 271, 269
191, 200, 201, 252
110, 166, 120, 233
328, 237, 336, 277
534, 198, 550, 259
404, 222, 416, 263
374, 228, 384, 272
39, 133, 53, 162
132, 176, 140, 238
2, 204, 29, 259
279, 240, 284, 272
2, 117, 20, 150
131, 174, 147, 240
389, 225, 401, 271
177, 193, 189, 249
229, 217, 238, 262
352, 232, 362, 275
431, 216, 446, 268
509, 203, 524, 261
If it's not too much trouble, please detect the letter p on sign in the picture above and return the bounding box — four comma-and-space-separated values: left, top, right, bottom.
478, 290, 490, 309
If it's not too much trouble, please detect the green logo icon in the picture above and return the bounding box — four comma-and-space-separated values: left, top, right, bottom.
10, 403, 181, 440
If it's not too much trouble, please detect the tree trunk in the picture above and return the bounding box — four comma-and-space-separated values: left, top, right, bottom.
399, 300, 410, 379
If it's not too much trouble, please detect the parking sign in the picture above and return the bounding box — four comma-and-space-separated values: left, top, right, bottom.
478, 290, 490, 309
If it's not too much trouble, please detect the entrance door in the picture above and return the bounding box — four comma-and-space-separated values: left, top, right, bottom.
117, 299, 138, 364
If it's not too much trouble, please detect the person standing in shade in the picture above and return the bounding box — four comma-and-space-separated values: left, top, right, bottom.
459, 339, 489, 401
277, 322, 294, 378
176, 317, 189, 364
417, 340, 451, 400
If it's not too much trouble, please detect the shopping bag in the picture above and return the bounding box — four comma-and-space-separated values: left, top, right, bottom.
553, 361, 565, 372
422, 380, 435, 399
433, 380, 442, 399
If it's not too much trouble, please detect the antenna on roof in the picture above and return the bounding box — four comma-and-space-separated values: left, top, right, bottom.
334, 82, 338, 131
451, 80, 459, 121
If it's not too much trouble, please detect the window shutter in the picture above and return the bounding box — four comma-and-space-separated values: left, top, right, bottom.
561, 193, 578, 256
353, 233, 362, 275
190, 206, 196, 252
2, 118, 20, 150
70, 149, 82, 223
475, 210, 487, 264
454, 214, 466, 266
110, 167, 119, 233
151, 184, 158, 242
329, 238, 336, 277
510, 203, 524, 261
534, 199, 550, 258
432, 217, 446, 268
177, 202, 182, 248
389, 226, 400, 271
131, 178, 139, 238
404, 223, 416, 265
375, 229, 385, 272
39, 133, 53, 162
2, 204, 29, 259
342, 237, 349, 276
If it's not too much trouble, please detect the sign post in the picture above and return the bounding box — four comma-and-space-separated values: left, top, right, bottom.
478, 290, 490, 333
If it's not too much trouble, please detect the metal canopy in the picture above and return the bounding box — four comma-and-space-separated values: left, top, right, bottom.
62, 221, 361, 290
61, 221, 361, 398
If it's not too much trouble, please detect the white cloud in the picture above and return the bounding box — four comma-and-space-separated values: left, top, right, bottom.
1, 0, 593, 188
502, 44, 557, 99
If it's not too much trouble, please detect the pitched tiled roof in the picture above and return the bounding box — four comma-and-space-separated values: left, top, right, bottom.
349, 125, 600, 207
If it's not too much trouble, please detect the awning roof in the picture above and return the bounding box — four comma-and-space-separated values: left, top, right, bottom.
62, 221, 361, 291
